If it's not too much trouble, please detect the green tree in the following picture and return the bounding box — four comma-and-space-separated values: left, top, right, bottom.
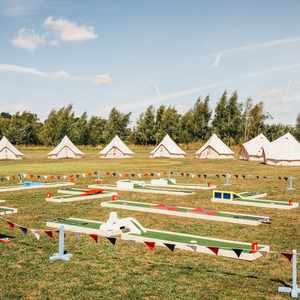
295, 113, 300, 142
4, 111, 41, 144
192, 95, 212, 141
40, 105, 75, 145
87, 116, 107, 145
212, 91, 228, 139
156, 106, 181, 142
133, 105, 156, 145
103, 108, 131, 142
226, 91, 242, 145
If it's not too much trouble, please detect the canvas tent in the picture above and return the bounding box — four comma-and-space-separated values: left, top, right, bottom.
240, 133, 270, 161
262, 132, 300, 166
195, 134, 234, 159
100, 135, 134, 158
0, 136, 24, 160
150, 134, 185, 158
48, 136, 84, 159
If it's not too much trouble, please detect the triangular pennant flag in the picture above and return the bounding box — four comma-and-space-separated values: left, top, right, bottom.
233, 249, 243, 258
31, 229, 41, 240
106, 237, 116, 245
74, 232, 81, 240
89, 234, 98, 243
281, 252, 293, 262
19, 226, 28, 235
164, 243, 175, 252
6, 221, 15, 229
208, 247, 219, 256
44, 230, 54, 239
187, 245, 197, 252
144, 241, 155, 251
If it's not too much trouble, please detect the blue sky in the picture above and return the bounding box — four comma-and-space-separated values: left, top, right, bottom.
0, 0, 300, 124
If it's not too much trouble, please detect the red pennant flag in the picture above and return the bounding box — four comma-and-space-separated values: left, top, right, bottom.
164, 243, 175, 252
0, 238, 11, 244
6, 221, 15, 229
233, 249, 243, 258
207, 210, 216, 216
208, 247, 219, 256
44, 230, 54, 239
154, 203, 167, 209
106, 237, 116, 245
19, 226, 28, 235
112, 194, 118, 201
192, 207, 205, 213
281, 252, 293, 262
89, 234, 98, 243
166, 206, 177, 211
144, 241, 155, 251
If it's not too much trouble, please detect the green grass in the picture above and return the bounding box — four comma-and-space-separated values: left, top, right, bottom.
0, 146, 299, 299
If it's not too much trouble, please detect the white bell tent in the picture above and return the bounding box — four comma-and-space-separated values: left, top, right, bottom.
0, 136, 24, 160
99, 135, 134, 158
48, 136, 84, 159
150, 134, 185, 158
262, 133, 300, 166
195, 134, 234, 159
240, 133, 270, 161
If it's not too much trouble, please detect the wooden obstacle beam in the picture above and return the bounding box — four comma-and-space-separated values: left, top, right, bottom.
0, 181, 74, 193
211, 190, 298, 209
46, 187, 118, 203
101, 200, 271, 226
88, 181, 195, 196
47, 214, 269, 261
0, 206, 17, 216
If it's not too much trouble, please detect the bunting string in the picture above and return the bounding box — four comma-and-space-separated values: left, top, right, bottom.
0, 170, 297, 183
0, 216, 297, 263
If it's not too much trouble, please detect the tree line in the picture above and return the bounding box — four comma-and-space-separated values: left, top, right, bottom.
0, 90, 299, 146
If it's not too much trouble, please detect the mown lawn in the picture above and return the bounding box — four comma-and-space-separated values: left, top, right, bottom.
0, 147, 299, 300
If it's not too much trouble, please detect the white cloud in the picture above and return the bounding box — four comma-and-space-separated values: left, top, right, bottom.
213, 37, 300, 67
12, 28, 46, 50
0, 64, 47, 77
94, 74, 112, 84
0, 64, 112, 85
3, 0, 41, 17
44, 16, 98, 42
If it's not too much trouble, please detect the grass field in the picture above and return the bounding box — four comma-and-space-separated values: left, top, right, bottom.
0, 146, 299, 300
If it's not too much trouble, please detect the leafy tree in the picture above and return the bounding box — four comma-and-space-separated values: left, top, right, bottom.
295, 113, 300, 142
87, 116, 107, 145
180, 110, 194, 143
192, 95, 212, 141
68, 112, 89, 145
103, 108, 131, 142
40, 105, 76, 145
133, 105, 156, 145
226, 91, 242, 145
263, 124, 293, 141
212, 91, 228, 139
4, 111, 41, 144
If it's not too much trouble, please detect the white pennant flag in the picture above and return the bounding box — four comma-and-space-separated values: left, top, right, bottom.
31, 229, 41, 240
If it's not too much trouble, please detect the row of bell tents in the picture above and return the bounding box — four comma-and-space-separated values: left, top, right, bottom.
0, 133, 300, 166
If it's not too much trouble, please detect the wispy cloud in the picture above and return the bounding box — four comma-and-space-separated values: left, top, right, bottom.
2, 0, 42, 17
12, 28, 46, 50
0, 64, 112, 85
44, 16, 98, 42
12, 16, 98, 50
121, 62, 300, 112
94, 74, 112, 84
213, 37, 300, 67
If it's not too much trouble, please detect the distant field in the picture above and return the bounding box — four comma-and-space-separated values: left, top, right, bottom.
0, 148, 299, 299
